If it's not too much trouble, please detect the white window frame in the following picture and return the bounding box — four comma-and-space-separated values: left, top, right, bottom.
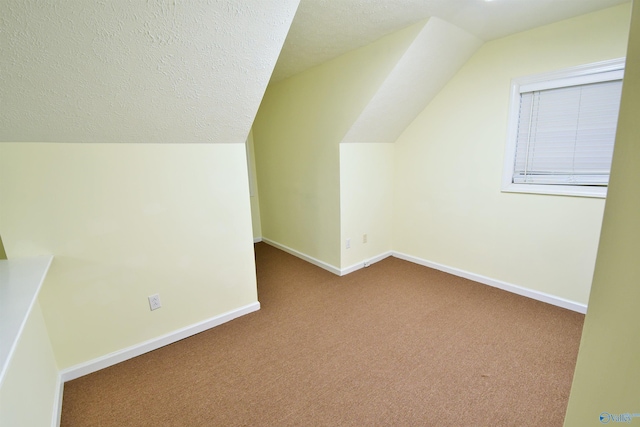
501, 58, 625, 198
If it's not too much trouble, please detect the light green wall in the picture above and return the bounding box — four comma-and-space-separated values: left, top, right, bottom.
252, 22, 424, 269
0, 143, 257, 369
0, 300, 59, 427
393, 3, 631, 305
340, 143, 394, 268
564, 2, 640, 425
247, 129, 263, 240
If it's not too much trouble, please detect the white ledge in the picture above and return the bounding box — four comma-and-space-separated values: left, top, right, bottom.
0, 255, 53, 387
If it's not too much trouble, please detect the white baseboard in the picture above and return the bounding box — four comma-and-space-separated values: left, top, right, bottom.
340, 251, 393, 276
261, 237, 392, 277
253, 237, 263, 243
59, 302, 260, 383
47, 248, 584, 426
258, 240, 585, 312
261, 238, 342, 276
392, 252, 587, 314
52, 373, 64, 427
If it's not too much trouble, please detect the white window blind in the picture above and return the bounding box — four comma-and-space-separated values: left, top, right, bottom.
513, 79, 623, 186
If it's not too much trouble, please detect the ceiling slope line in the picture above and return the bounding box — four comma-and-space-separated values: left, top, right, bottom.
341, 17, 483, 144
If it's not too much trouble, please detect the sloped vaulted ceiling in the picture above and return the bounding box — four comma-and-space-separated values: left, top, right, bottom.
342, 17, 482, 144
273, 0, 628, 83
0, 0, 300, 143
271, 0, 627, 145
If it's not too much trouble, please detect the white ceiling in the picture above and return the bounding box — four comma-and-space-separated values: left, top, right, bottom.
272, 0, 629, 82
0, 0, 299, 143
342, 17, 482, 144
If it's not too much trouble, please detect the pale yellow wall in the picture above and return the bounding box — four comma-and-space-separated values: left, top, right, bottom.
0, 143, 257, 369
393, 3, 631, 305
0, 300, 59, 427
247, 129, 263, 240
340, 143, 394, 268
564, 2, 640, 425
253, 22, 424, 269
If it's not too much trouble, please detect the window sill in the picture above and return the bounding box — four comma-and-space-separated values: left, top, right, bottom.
501, 183, 607, 198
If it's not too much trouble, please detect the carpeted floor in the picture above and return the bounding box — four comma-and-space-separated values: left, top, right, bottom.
60, 242, 584, 426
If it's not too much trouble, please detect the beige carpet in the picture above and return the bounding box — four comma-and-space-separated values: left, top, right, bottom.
60, 242, 584, 426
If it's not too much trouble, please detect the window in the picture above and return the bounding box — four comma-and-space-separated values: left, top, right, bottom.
502, 58, 624, 198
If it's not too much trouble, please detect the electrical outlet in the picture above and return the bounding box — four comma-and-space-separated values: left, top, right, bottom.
148, 294, 161, 311
346, 238, 351, 249
363, 233, 368, 244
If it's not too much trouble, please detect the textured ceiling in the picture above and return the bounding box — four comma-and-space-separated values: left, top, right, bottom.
272, 0, 629, 82
0, 0, 299, 143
